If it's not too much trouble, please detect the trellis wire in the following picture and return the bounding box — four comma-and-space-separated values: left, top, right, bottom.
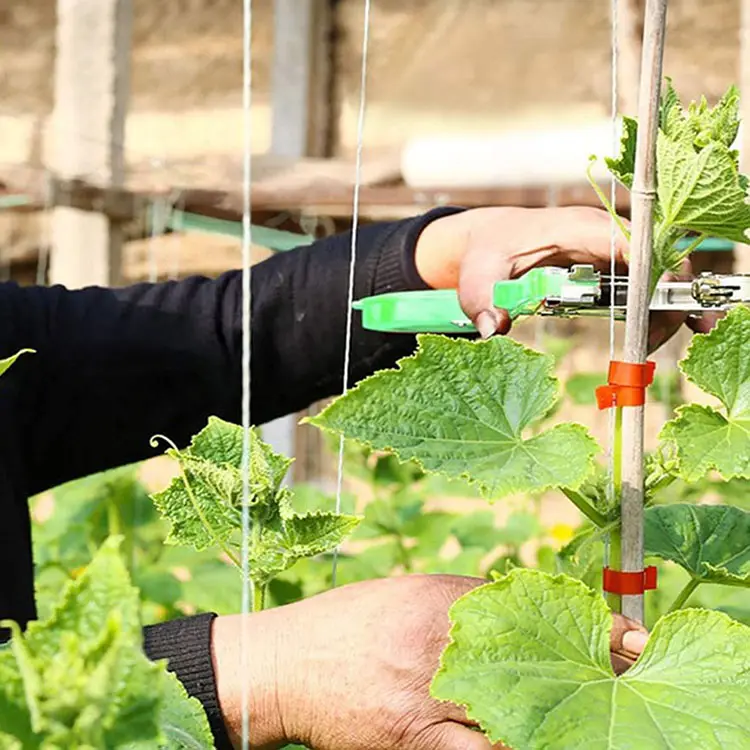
240, 0, 253, 745
331, 0, 373, 588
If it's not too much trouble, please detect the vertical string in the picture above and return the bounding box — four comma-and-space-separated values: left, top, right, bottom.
240, 0, 253, 745
332, 0, 373, 587
605, 0, 619, 567
37, 171, 54, 286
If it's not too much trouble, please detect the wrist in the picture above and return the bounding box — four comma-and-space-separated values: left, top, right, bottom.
211, 613, 285, 749
413, 210, 471, 289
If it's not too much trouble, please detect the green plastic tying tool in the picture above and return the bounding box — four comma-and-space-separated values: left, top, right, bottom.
354, 264, 750, 334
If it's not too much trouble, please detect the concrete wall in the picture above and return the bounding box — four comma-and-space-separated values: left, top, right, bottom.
0, 0, 743, 169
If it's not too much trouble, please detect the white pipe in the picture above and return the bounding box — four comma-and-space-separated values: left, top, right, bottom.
401, 120, 622, 188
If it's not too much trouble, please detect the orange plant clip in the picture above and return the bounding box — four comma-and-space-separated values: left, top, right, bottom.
595, 360, 656, 410
603, 566, 658, 595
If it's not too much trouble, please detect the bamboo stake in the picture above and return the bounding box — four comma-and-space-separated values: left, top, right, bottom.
619, 0, 668, 624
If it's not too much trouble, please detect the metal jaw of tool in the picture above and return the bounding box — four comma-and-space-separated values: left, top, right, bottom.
353, 265, 750, 334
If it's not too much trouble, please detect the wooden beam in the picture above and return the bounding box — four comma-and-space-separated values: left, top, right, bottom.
49, 0, 132, 288
3, 169, 633, 226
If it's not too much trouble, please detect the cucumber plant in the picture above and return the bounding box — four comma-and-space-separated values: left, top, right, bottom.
307, 82, 750, 749
0, 352, 215, 748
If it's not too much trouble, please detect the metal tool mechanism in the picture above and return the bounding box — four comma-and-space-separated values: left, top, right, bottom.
354, 265, 750, 334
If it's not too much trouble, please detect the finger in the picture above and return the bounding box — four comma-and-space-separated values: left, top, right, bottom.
458, 245, 513, 338
611, 650, 637, 675
610, 614, 649, 655
648, 310, 686, 353
687, 311, 724, 334
421, 723, 508, 750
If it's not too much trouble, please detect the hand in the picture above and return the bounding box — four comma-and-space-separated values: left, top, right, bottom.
211, 575, 649, 750
414, 205, 709, 349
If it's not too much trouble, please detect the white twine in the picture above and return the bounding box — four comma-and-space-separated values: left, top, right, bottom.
332, 0, 373, 587
240, 0, 253, 745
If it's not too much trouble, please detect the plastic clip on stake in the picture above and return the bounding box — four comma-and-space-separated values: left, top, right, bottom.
595, 360, 657, 409
602, 566, 657, 595
595, 360, 658, 596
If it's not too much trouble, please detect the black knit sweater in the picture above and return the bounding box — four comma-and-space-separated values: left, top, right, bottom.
0, 207, 463, 747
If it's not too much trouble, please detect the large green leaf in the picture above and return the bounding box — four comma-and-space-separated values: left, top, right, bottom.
308, 335, 598, 499
152, 417, 359, 585
0, 538, 213, 748
432, 568, 750, 749
661, 307, 750, 481
656, 135, 750, 243
645, 504, 750, 586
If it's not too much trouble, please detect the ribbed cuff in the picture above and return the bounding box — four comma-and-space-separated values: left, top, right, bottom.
143, 614, 232, 750
373, 205, 467, 294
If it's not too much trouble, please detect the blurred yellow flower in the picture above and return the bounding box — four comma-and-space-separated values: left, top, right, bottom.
550, 523, 575, 545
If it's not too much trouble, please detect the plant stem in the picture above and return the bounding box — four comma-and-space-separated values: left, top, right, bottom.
107, 498, 121, 537
677, 232, 707, 262
608, 407, 624, 613
395, 534, 413, 572
561, 489, 608, 528
606, 527, 622, 613
613, 407, 623, 501
250, 580, 267, 612
586, 162, 632, 241
668, 577, 700, 612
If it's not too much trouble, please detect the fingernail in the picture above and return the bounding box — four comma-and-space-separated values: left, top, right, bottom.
622, 630, 648, 654
476, 309, 500, 339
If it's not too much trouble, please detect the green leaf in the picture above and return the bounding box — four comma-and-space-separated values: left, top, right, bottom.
662, 307, 750, 481
308, 335, 599, 499
605, 115, 637, 188
0, 538, 213, 748
432, 568, 750, 749
451, 511, 500, 552
153, 417, 360, 586
0, 349, 34, 379
645, 504, 750, 586
656, 134, 750, 243
157, 673, 215, 750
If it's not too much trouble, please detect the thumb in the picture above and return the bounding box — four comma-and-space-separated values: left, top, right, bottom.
458, 247, 513, 339
425, 723, 508, 750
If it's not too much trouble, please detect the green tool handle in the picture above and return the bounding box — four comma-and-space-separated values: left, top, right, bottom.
353, 269, 554, 334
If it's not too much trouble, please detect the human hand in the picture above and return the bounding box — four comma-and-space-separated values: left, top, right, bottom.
212, 574, 649, 750
414, 205, 704, 349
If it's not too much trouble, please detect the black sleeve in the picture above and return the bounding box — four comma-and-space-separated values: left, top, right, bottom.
7, 206, 462, 496
4, 206, 464, 749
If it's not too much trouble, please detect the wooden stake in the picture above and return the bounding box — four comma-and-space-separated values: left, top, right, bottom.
49, 0, 132, 288
620, 0, 668, 624
265, 0, 334, 481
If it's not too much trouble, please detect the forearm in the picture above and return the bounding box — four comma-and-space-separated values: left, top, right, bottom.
9, 208, 462, 494
246, 207, 464, 423
142, 613, 282, 750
